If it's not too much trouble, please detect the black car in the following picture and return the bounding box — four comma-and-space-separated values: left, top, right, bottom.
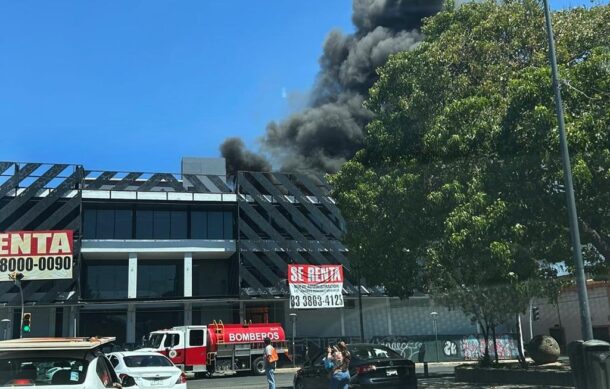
293, 343, 417, 389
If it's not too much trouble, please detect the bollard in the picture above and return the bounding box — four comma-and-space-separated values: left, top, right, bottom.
423, 362, 429, 378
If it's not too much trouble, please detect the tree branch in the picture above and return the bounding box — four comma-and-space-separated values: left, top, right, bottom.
579, 219, 610, 261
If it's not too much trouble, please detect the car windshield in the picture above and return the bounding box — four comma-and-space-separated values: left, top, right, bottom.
146, 334, 164, 349
0, 357, 88, 387
123, 355, 173, 368
349, 345, 402, 362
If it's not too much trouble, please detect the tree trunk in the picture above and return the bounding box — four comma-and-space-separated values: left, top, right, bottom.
479, 321, 491, 366
492, 324, 499, 365
516, 315, 528, 368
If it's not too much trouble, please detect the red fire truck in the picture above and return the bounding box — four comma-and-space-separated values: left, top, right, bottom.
140, 321, 289, 376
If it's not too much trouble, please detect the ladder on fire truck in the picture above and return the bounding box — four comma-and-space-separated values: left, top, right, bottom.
213, 320, 225, 344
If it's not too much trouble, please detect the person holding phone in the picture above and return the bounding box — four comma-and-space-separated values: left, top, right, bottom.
325, 342, 350, 389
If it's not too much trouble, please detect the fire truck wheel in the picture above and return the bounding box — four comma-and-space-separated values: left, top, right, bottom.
252, 357, 266, 376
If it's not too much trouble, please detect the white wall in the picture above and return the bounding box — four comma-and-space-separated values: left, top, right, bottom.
285, 297, 479, 339
526, 284, 610, 344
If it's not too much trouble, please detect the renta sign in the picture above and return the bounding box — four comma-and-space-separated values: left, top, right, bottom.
0, 230, 74, 281
288, 264, 343, 284
288, 264, 344, 309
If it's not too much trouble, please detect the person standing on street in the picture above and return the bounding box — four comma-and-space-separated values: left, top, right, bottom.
329, 341, 351, 389
264, 337, 278, 389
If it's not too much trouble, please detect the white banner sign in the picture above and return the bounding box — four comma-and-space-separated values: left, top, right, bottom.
0, 230, 74, 281
288, 264, 344, 309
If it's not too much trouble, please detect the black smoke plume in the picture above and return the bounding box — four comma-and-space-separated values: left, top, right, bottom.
221, 137, 272, 177
220, 0, 443, 174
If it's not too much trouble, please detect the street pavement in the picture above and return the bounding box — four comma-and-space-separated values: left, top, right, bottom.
185, 366, 573, 388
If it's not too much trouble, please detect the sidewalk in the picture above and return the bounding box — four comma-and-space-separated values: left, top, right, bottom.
420, 377, 572, 388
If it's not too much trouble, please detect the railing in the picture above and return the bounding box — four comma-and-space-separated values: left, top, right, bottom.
0, 162, 81, 193
0, 161, 235, 195
82, 170, 233, 194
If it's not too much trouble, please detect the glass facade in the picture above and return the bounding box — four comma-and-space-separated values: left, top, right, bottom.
137, 260, 183, 298
191, 210, 234, 239
80, 310, 127, 344
83, 208, 133, 239
192, 259, 234, 297
83, 205, 234, 240
136, 308, 184, 342
81, 260, 128, 300
135, 209, 188, 239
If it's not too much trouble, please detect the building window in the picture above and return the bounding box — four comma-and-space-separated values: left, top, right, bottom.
191, 211, 234, 239
223, 212, 233, 239
136, 209, 187, 239
85, 206, 232, 240
80, 310, 127, 344
81, 260, 128, 300
136, 308, 184, 342
191, 211, 207, 239
170, 211, 187, 239
114, 210, 133, 239
137, 260, 183, 298
83, 208, 133, 239
135, 210, 154, 239
192, 259, 232, 297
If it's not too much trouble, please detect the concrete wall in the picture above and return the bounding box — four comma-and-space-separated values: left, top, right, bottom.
389, 298, 478, 336
288, 304, 344, 338
526, 284, 610, 345
286, 296, 478, 339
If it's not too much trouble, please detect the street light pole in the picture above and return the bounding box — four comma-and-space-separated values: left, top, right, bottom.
430, 312, 439, 362
541, 0, 593, 341
8, 272, 25, 339
1, 319, 10, 341
289, 313, 297, 368
18, 282, 24, 339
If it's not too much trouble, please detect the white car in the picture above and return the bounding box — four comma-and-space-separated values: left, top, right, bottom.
107, 351, 187, 389
0, 337, 136, 389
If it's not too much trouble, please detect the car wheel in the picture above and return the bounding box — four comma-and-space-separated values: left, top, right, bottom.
252, 357, 266, 376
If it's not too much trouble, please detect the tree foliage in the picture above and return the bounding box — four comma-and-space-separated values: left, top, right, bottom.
331, 0, 610, 339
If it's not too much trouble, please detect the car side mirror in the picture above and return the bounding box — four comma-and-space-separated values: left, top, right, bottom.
121, 375, 136, 388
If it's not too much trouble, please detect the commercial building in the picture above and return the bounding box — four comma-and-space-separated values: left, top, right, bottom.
0, 158, 488, 361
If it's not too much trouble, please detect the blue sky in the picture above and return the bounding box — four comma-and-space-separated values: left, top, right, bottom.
0, 0, 604, 172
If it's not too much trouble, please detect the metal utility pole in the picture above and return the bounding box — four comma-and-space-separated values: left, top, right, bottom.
8, 272, 25, 338
289, 313, 297, 368
529, 298, 534, 341
357, 276, 365, 341
430, 312, 439, 362
542, 0, 593, 340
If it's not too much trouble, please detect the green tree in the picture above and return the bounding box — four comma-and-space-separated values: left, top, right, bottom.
331, 0, 610, 360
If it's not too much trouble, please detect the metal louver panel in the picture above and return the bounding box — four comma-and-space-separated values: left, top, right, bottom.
0, 162, 82, 307
237, 171, 352, 295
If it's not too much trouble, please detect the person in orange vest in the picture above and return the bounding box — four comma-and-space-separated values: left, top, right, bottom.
264, 337, 279, 389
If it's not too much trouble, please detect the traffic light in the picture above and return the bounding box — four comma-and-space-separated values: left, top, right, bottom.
8, 272, 24, 282
532, 306, 540, 321
22, 313, 32, 333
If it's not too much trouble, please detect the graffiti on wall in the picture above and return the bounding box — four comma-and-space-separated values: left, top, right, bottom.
371, 334, 519, 362
443, 340, 458, 357
370, 336, 426, 362
461, 334, 519, 360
